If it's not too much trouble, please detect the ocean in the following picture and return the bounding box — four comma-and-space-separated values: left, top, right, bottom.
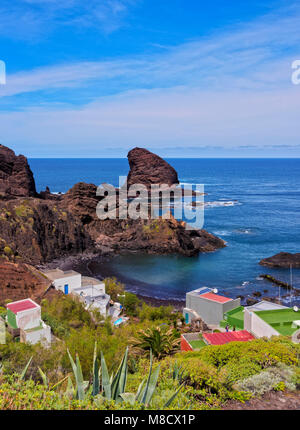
29, 158, 300, 304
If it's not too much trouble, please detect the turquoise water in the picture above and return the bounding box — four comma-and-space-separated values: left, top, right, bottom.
29, 158, 300, 303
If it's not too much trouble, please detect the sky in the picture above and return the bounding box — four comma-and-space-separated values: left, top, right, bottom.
0, 0, 299, 158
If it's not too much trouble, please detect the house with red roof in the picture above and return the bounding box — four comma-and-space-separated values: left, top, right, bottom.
183, 287, 241, 325
6, 298, 51, 346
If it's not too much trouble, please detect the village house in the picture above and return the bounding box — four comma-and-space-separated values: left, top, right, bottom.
42, 268, 121, 319
6, 299, 51, 346
183, 287, 240, 325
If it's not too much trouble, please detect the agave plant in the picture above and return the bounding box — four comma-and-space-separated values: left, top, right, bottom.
17, 342, 183, 408
20, 356, 33, 380
170, 361, 186, 384
130, 326, 181, 359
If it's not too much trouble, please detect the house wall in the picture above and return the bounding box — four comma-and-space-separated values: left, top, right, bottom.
186, 293, 240, 325
53, 274, 81, 293
16, 307, 41, 330
20, 323, 51, 346
7, 309, 17, 329
245, 308, 279, 338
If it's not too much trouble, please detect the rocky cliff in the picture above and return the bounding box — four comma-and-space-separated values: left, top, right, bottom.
0, 145, 37, 199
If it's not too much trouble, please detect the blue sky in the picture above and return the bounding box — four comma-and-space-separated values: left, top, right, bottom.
0, 0, 299, 157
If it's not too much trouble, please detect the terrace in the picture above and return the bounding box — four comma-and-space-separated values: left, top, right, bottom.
255, 308, 300, 336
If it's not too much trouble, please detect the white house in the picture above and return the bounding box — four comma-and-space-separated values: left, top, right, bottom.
42, 269, 82, 294
6, 299, 51, 346
42, 269, 119, 318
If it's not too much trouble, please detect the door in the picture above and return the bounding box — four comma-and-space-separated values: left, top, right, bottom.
64, 284, 69, 295
185, 313, 189, 324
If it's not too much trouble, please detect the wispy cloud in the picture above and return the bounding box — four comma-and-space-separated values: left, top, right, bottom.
0, 0, 137, 39
2, 2, 300, 99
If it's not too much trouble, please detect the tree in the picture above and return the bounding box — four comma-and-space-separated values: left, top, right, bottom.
119, 292, 141, 317
130, 326, 180, 360
104, 277, 125, 301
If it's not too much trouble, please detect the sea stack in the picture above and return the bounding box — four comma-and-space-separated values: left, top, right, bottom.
127, 147, 179, 189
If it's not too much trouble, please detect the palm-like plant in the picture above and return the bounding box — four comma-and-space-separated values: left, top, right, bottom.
130, 326, 180, 359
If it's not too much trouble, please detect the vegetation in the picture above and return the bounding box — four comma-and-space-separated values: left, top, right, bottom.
130, 326, 180, 359
0, 292, 300, 410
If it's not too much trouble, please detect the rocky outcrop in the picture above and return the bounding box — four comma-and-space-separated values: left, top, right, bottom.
127, 147, 179, 189
61, 182, 99, 225
259, 252, 300, 268
0, 198, 93, 264
0, 145, 37, 199
92, 217, 225, 257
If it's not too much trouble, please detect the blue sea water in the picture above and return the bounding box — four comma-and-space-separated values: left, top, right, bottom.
29, 158, 300, 303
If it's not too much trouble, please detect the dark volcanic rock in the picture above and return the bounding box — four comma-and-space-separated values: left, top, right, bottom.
259, 252, 300, 268
0, 145, 37, 199
62, 182, 99, 225
0, 198, 93, 264
127, 147, 179, 189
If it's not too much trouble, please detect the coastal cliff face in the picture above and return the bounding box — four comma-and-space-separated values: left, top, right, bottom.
260, 252, 300, 268
0, 198, 92, 264
0, 144, 225, 265
0, 145, 37, 199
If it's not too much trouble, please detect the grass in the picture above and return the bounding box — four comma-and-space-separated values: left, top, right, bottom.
255, 308, 300, 336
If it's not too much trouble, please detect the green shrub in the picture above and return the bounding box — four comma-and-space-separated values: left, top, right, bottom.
219, 359, 262, 386
198, 337, 299, 368
234, 366, 296, 396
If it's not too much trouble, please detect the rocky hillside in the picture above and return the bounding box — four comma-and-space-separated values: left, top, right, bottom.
0, 260, 59, 306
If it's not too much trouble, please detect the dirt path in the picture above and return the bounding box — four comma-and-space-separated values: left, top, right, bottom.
222, 391, 300, 410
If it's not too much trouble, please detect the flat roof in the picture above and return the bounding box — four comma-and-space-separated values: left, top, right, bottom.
43, 268, 80, 280
246, 300, 288, 312
255, 308, 300, 336
6, 299, 39, 314
82, 276, 104, 287
255, 308, 300, 323
200, 292, 232, 304
203, 330, 254, 345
